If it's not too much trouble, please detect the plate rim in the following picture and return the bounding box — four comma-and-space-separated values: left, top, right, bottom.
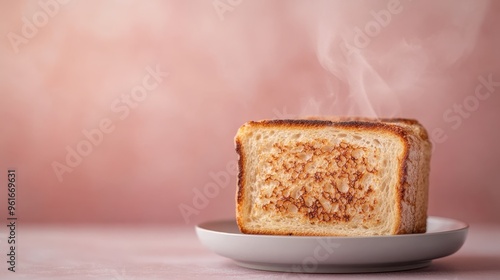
195, 216, 469, 240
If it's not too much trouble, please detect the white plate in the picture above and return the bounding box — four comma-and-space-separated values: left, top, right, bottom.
196, 216, 468, 273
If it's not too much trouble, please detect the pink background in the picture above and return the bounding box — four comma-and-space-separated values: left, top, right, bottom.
1, 0, 499, 226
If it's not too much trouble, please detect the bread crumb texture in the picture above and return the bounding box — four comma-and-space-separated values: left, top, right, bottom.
258, 137, 380, 225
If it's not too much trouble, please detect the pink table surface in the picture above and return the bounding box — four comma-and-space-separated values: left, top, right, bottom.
1, 223, 499, 280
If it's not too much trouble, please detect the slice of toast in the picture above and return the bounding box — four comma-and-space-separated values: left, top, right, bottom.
234, 118, 431, 236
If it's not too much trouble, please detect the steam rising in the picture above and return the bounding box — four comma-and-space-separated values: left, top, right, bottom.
309, 0, 490, 118
177, 0, 490, 118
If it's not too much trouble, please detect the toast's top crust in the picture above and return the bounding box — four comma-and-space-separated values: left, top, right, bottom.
237, 118, 428, 142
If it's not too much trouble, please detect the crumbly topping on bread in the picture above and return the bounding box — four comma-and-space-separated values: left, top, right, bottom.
260, 140, 379, 224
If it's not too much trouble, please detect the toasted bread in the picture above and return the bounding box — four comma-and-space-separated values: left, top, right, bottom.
234, 118, 431, 236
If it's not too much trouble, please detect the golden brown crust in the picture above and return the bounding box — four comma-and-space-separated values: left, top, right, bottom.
238, 228, 348, 236
235, 136, 245, 232
245, 118, 409, 138
235, 117, 429, 235
235, 139, 244, 205
396, 135, 409, 233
